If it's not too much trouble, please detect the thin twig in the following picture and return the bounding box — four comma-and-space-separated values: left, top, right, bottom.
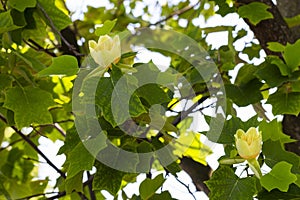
13, 126, 67, 178
46, 191, 67, 200
150, 2, 200, 26
0, 114, 66, 179
16, 192, 60, 200
53, 123, 66, 137
0, 0, 7, 11
175, 176, 197, 200
23, 39, 57, 57
87, 171, 96, 200
172, 96, 209, 126
0, 114, 90, 199
36, 2, 81, 57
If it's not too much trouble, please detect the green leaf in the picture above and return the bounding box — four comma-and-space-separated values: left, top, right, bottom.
139, 174, 165, 200
8, 0, 36, 12
135, 84, 170, 106
58, 126, 81, 155
262, 140, 300, 173
93, 161, 125, 195
213, 0, 235, 17
13, 51, 47, 72
205, 115, 259, 144
65, 172, 83, 194
267, 90, 300, 115
3, 87, 54, 128
95, 19, 117, 36
38, 0, 71, 31
205, 166, 257, 200
96, 141, 140, 172
260, 161, 297, 192
238, 2, 273, 26
267, 42, 285, 52
283, 39, 300, 71
243, 44, 261, 60
38, 55, 78, 76
285, 14, 300, 28
0, 74, 13, 102
67, 133, 107, 178
257, 184, 300, 200
259, 120, 295, 143
225, 79, 263, 107
172, 131, 212, 165
234, 64, 258, 86
0, 10, 26, 34
92, 66, 146, 127
270, 56, 290, 76
255, 61, 289, 88
148, 191, 174, 200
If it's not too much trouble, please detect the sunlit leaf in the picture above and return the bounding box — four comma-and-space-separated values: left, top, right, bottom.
139, 174, 165, 200
260, 161, 297, 192
3, 87, 54, 128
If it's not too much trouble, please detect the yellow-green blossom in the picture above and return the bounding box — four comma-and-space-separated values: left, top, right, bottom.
89, 34, 121, 68
234, 127, 262, 160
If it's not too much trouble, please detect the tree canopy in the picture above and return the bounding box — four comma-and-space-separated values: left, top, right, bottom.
0, 0, 299, 199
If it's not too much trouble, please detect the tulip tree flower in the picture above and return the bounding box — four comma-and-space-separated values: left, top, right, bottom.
88, 34, 121, 77
234, 127, 262, 179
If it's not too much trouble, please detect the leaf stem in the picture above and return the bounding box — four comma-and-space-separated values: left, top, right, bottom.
247, 158, 262, 179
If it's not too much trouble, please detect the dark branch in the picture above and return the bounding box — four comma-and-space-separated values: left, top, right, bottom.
0, 114, 66, 178
13, 126, 67, 178
174, 175, 197, 200
23, 39, 57, 57
87, 171, 96, 200
36, 2, 82, 57
150, 2, 200, 26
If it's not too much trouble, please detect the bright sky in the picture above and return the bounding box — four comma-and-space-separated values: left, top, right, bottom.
36, 1, 278, 199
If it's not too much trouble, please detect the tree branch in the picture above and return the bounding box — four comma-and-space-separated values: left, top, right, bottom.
14, 126, 67, 178
150, 2, 200, 26
23, 39, 57, 57
236, 0, 300, 155
0, 114, 66, 178
174, 175, 197, 200
36, 2, 82, 57
86, 171, 96, 200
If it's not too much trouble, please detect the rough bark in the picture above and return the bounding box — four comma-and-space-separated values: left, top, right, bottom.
236, 0, 295, 55
276, 0, 300, 156
236, 0, 300, 155
277, 0, 300, 41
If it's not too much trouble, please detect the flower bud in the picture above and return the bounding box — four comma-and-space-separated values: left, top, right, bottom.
89, 35, 121, 68
234, 127, 262, 160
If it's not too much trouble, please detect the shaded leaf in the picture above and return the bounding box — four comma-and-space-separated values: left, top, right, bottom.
267, 90, 300, 115
0, 10, 26, 34
93, 161, 125, 195
259, 120, 295, 143
238, 2, 273, 25
262, 140, 300, 173
67, 133, 107, 178
225, 79, 263, 106
205, 166, 257, 200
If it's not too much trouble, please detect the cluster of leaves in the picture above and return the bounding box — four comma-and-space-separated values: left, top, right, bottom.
0, 0, 299, 199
